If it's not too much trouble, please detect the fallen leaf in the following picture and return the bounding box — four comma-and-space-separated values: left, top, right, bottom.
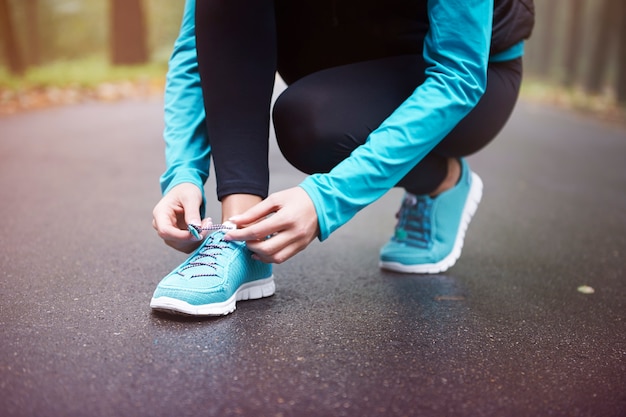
577, 285, 595, 294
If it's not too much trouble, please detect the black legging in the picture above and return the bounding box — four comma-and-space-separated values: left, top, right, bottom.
195, 0, 522, 198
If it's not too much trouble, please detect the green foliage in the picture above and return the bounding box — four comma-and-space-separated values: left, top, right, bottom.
0, 55, 167, 90
520, 77, 625, 124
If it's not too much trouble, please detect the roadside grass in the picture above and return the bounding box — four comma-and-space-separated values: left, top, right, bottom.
0, 57, 167, 90
520, 77, 625, 125
0, 57, 168, 114
1, 59, 624, 125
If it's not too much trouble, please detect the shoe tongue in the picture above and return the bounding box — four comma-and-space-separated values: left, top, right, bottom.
176, 230, 230, 278
207, 229, 227, 242
188, 230, 229, 263
394, 193, 432, 247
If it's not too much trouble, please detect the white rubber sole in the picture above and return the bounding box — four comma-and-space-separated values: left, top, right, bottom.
150, 276, 275, 316
380, 173, 483, 274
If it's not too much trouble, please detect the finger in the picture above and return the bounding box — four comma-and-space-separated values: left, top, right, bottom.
180, 193, 203, 228
226, 214, 282, 242
228, 197, 278, 228
153, 201, 198, 241
245, 230, 288, 255
158, 225, 191, 241
247, 235, 303, 264
197, 217, 214, 240
153, 209, 190, 241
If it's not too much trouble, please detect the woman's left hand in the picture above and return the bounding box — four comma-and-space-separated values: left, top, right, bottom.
224, 187, 319, 264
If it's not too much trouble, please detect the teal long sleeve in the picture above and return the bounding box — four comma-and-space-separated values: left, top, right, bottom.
159, 0, 210, 201
299, 0, 494, 241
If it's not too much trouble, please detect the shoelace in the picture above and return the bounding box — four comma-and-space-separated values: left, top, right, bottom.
177, 230, 234, 279
394, 193, 433, 247
188, 222, 236, 240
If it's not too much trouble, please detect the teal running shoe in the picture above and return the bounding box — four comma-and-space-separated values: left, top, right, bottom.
379, 159, 483, 274
150, 230, 274, 316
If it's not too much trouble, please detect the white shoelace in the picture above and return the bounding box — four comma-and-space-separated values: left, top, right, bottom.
188, 221, 236, 240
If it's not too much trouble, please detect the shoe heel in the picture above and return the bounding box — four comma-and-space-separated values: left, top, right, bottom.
237, 276, 275, 301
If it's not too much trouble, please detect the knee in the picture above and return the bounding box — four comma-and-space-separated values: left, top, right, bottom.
273, 88, 345, 174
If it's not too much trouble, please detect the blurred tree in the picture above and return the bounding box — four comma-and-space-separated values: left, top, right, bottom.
562, 0, 584, 87
584, 0, 619, 94
617, 1, 626, 105
110, 0, 149, 65
536, 0, 558, 77
0, 0, 26, 74
24, 0, 40, 66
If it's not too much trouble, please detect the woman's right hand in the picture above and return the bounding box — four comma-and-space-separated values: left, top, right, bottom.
152, 183, 212, 253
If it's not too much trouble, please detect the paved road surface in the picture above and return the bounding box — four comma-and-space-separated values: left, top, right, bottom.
1, 95, 625, 417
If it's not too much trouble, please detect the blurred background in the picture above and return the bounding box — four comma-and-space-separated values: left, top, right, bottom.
0, 0, 624, 118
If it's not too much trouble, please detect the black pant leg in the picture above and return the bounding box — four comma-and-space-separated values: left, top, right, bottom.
195, 0, 276, 200
273, 56, 522, 195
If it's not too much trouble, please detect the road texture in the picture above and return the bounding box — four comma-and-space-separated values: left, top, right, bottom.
1, 93, 625, 417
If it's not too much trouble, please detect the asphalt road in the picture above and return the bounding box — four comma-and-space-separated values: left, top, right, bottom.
1, 95, 625, 417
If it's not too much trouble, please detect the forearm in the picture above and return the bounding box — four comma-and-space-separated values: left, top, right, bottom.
160, 0, 211, 198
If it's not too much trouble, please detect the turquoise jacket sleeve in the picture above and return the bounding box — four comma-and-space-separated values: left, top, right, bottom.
159, 0, 211, 201
299, 0, 494, 241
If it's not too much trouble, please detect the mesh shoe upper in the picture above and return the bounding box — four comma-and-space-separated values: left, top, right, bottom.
380, 158, 482, 273
152, 231, 272, 306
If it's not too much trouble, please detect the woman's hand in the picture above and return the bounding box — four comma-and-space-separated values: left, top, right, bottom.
152, 183, 213, 253
225, 187, 319, 264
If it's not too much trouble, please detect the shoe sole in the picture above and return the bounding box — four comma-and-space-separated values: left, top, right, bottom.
149, 276, 275, 316
380, 173, 483, 274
